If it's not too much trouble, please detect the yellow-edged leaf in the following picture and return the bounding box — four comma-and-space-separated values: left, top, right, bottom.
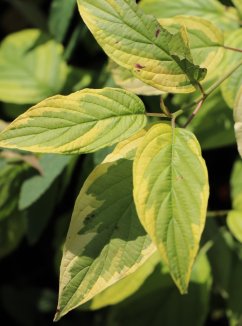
133, 123, 209, 293
0, 88, 147, 154
77, 0, 207, 93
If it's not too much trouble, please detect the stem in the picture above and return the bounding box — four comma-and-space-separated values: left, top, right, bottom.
207, 210, 229, 218
64, 25, 87, 61
160, 96, 172, 117
183, 98, 205, 128
224, 45, 242, 54
182, 58, 242, 113
206, 58, 242, 96
146, 112, 165, 117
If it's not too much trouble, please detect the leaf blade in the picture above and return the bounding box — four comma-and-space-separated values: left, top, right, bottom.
55, 133, 155, 320
0, 29, 68, 104
0, 88, 147, 154
133, 123, 209, 293
77, 0, 207, 93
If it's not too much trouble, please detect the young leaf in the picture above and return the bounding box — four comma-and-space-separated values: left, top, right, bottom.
234, 87, 242, 157
0, 29, 68, 104
133, 123, 209, 293
221, 29, 242, 108
77, 0, 207, 93
55, 134, 155, 320
139, 0, 239, 31
49, 0, 76, 42
0, 88, 147, 154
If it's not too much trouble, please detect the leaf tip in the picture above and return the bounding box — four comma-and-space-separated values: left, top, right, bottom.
53, 308, 62, 322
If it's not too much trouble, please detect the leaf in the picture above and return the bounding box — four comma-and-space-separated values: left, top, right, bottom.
0, 29, 68, 104
48, 0, 76, 42
139, 0, 240, 31
234, 87, 242, 158
227, 211, 242, 243
205, 222, 234, 299
133, 123, 209, 293
7, 0, 47, 30
77, 0, 207, 93
232, 0, 242, 19
55, 133, 156, 320
227, 253, 242, 325
0, 88, 147, 154
110, 61, 163, 96
0, 211, 26, 259
230, 159, 242, 211
25, 179, 60, 245
0, 160, 29, 221
221, 29, 242, 108
0, 159, 30, 258
19, 154, 71, 210
108, 252, 212, 326
85, 252, 160, 310
157, 16, 224, 80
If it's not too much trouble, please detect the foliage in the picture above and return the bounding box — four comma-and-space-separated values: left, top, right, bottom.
0, 0, 242, 325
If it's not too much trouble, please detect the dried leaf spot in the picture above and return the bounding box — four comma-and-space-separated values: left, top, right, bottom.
155, 28, 161, 38
134, 63, 145, 72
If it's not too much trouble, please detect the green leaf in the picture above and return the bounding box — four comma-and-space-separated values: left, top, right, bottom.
0, 29, 68, 104
0, 159, 30, 258
234, 87, 242, 158
221, 29, 242, 108
174, 89, 235, 150
77, 0, 207, 93
55, 133, 155, 320
227, 211, 242, 243
25, 179, 59, 245
227, 252, 242, 325
8, 0, 47, 30
85, 252, 160, 310
230, 159, 242, 211
139, 0, 239, 31
133, 123, 209, 293
0, 88, 147, 154
232, 0, 242, 19
110, 61, 163, 96
48, 0, 76, 42
0, 211, 26, 259
0, 160, 29, 221
19, 154, 71, 210
205, 219, 238, 299
157, 16, 224, 81
108, 252, 212, 326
